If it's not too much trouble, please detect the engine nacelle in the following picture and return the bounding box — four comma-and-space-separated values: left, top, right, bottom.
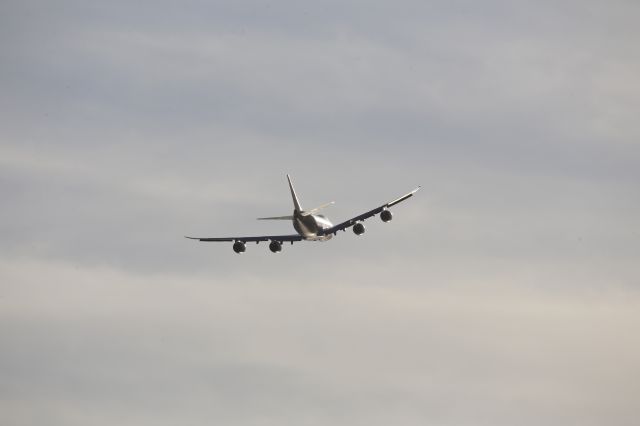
353, 222, 366, 235
380, 209, 393, 222
269, 240, 282, 253
232, 241, 246, 254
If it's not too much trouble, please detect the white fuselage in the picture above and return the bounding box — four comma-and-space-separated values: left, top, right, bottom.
293, 211, 333, 241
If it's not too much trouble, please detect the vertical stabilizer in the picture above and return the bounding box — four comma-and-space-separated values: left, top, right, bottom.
286, 174, 302, 212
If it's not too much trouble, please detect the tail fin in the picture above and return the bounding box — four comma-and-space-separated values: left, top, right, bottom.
287, 174, 302, 212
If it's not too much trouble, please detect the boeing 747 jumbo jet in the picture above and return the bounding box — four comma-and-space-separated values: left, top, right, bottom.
186, 175, 420, 253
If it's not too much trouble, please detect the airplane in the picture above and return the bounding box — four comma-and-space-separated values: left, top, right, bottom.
186, 175, 420, 253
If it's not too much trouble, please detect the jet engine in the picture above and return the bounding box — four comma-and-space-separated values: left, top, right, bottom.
232, 241, 246, 253
353, 222, 366, 235
269, 240, 282, 253
380, 209, 393, 222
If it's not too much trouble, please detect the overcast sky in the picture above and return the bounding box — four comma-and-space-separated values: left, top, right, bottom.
1, 1, 639, 425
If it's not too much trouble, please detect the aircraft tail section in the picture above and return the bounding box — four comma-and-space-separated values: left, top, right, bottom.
287, 174, 302, 212
256, 175, 302, 220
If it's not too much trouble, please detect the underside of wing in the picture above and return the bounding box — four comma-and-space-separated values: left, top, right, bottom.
185, 234, 303, 242
185, 233, 303, 254
321, 186, 420, 236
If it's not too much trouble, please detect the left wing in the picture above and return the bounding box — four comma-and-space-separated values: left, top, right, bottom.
185, 234, 303, 242
320, 186, 420, 236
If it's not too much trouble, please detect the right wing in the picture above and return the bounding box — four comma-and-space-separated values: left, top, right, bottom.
185, 234, 303, 242
320, 186, 420, 236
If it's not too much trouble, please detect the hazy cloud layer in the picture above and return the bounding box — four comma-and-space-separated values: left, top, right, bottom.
1, 1, 639, 425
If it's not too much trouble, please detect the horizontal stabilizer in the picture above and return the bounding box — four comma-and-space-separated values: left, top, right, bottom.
257, 215, 294, 220
300, 201, 335, 216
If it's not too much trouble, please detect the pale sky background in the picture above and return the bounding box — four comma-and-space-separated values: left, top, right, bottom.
1, 1, 640, 425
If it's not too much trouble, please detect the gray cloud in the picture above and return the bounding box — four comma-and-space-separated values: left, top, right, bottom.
2, 259, 639, 425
